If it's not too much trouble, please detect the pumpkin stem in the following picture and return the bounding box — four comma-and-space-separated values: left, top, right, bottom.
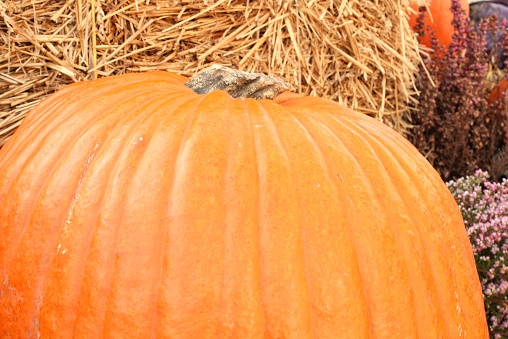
184, 65, 289, 100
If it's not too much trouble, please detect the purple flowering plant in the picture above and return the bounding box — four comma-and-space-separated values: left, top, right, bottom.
447, 170, 508, 338
409, 0, 508, 182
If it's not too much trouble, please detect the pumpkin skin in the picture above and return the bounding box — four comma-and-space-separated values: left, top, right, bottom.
0, 71, 488, 338
409, 0, 470, 49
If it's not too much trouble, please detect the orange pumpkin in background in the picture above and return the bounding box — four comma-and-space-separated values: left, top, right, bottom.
409, 0, 470, 48
489, 79, 508, 102
0, 69, 489, 338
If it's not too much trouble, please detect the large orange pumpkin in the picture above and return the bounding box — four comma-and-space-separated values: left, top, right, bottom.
409, 0, 470, 48
0, 69, 488, 338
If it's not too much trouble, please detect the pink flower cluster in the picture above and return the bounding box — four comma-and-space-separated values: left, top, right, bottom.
447, 170, 508, 338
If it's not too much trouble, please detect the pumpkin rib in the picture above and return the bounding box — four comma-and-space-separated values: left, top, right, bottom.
152, 91, 240, 337
0, 89, 103, 335
334, 112, 480, 336
0, 95, 87, 215
268, 105, 334, 338
97, 99, 177, 338
0, 83, 175, 337
152, 94, 226, 338
272, 97, 450, 336
145, 97, 203, 338
0, 76, 173, 172
213, 98, 267, 337
0, 82, 131, 264
63, 86, 196, 338
66, 93, 193, 338
249, 99, 314, 337
0, 86, 83, 168
0, 97, 70, 171
241, 98, 269, 337
331, 114, 446, 336
92, 93, 206, 338
284, 98, 471, 336
219, 98, 265, 337
35, 74, 190, 338
0, 83, 173, 236
34, 92, 184, 337
377, 150, 471, 336
336, 113, 486, 337
335, 114, 453, 317
352, 114, 470, 252
0, 77, 188, 336
366, 138, 478, 337
278, 109, 374, 337
290, 108, 419, 336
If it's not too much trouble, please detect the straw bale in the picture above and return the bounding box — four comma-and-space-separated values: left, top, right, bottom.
0, 0, 428, 147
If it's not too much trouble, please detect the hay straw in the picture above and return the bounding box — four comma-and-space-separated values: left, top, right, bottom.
0, 0, 428, 147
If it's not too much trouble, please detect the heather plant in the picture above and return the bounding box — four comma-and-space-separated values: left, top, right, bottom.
409, 0, 508, 181
447, 170, 508, 338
